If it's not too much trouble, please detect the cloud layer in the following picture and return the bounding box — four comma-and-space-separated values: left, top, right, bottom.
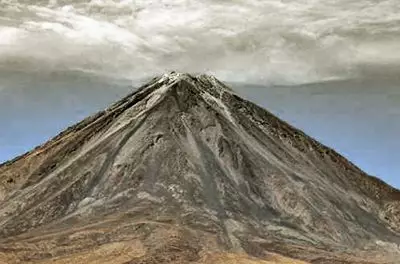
1, 0, 400, 84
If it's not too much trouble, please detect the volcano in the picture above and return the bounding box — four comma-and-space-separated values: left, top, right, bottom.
0, 73, 399, 264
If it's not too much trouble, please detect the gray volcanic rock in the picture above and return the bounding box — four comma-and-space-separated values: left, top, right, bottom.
0, 72, 399, 263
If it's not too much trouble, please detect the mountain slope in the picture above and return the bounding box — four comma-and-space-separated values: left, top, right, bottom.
0, 72, 399, 263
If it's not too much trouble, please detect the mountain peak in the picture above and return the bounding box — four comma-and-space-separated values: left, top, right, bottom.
157, 71, 197, 83
147, 72, 233, 96
150, 72, 233, 96
0, 73, 399, 264
156, 71, 226, 86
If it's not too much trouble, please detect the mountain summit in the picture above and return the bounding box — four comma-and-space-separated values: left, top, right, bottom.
0, 73, 399, 263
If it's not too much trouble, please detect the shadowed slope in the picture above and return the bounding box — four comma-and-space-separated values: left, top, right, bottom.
0, 73, 399, 263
